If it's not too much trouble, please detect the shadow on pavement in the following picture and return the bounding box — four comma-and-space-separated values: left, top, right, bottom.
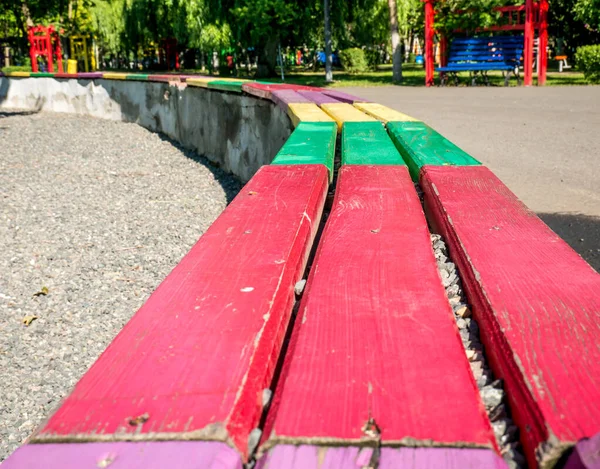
539, 212, 600, 273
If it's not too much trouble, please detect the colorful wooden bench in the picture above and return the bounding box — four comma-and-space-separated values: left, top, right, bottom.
2, 71, 599, 469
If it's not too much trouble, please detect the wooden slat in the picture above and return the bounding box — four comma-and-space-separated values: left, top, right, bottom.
296, 91, 341, 105
353, 102, 418, 123
34, 165, 329, 462
341, 122, 405, 166
207, 80, 246, 93
102, 72, 129, 80
147, 74, 181, 83
262, 165, 495, 449
31, 72, 55, 77
242, 83, 319, 100
272, 122, 337, 178
2, 441, 242, 469
77, 72, 103, 79
271, 90, 312, 111
387, 121, 481, 180
321, 103, 377, 128
185, 76, 214, 88
420, 165, 600, 468
257, 446, 508, 469
287, 103, 335, 128
125, 74, 149, 81
6, 71, 31, 77
320, 90, 368, 104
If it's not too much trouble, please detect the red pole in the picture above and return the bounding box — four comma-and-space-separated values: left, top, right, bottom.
538, 0, 548, 85
440, 34, 448, 67
28, 27, 38, 72
524, 0, 534, 86
425, 0, 435, 86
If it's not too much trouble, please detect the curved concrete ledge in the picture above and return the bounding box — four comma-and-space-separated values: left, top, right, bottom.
0, 76, 292, 182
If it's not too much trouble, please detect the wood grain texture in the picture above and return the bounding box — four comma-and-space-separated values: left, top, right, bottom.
272, 122, 337, 179
207, 80, 246, 93
257, 445, 508, 469
287, 103, 335, 128
564, 433, 600, 469
320, 90, 369, 104
353, 102, 419, 123
242, 83, 319, 100
102, 72, 129, 80
387, 122, 481, 181
2, 441, 242, 469
296, 91, 341, 105
321, 103, 377, 129
262, 165, 494, 448
34, 165, 329, 461
147, 74, 181, 83
271, 90, 312, 111
420, 165, 600, 468
77, 72, 104, 79
341, 122, 405, 166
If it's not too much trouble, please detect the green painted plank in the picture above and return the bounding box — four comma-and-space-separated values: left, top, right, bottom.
31, 72, 55, 77
342, 122, 405, 166
271, 122, 337, 179
206, 80, 245, 93
125, 74, 149, 81
387, 121, 481, 181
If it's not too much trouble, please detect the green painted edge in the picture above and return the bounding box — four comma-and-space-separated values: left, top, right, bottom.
271, 121, 337, 180
207, 80, 245, 93
387, 121, 481, 181
125, 74, 149, 81
31, 72, 55, 77
342, 121, 406, 166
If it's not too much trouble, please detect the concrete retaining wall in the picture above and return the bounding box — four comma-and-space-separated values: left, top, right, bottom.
0, 77, 293, 182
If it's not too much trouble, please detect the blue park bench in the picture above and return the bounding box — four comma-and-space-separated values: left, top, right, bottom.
437, 36, 523, 86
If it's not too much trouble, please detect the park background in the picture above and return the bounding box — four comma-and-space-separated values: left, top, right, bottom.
1, 0, 600, 86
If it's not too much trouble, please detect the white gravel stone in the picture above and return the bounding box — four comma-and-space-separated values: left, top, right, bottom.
0, 110, 241, 461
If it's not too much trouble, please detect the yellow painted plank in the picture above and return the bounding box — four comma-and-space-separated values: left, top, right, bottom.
186, 77, 212, 88
102, 72, 128, 80
321, 103, 376, 129
353, 102, 419, 123
287, 103, 335, 128
5, 71, 31, 77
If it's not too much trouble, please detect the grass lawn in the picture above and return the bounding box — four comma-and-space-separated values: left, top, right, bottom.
279, 63, 588, 87
2, 62, 588, 87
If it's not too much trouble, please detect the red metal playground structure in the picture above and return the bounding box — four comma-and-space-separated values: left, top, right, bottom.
424, 0, 549, 86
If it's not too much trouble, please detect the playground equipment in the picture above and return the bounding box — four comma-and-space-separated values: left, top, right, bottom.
424, 0, 549, 86
69, 35, 96, 72
1, 71, 599, 469
28, 25, 63, 73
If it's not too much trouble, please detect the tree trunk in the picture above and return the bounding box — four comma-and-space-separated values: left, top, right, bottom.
256, 36, 278, 78
324, 0, 333, 82
21, 1, 34, 27
387, 0, 402, 83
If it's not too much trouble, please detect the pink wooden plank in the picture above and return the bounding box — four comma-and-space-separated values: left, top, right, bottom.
271, 89, 312, 110
147, 74, 181, 83
565, 433, 600, 469
34, 165, 329, 461
262, 165, 494, 447
296, 91, 341, 105
77, 72, 103, 79
242, 83, 320, 100
420, 165, 600, 467
257, 445, 508, 469
2, 441, 241, 469
320, 90, 368, 104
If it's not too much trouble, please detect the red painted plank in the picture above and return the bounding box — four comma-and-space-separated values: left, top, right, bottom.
242, 83, 320, 100
262, 165, 494, 448
420, 165, 600, 468
3, 441, 242, 469
34, 165, 329, 461
271, 89, 312, 111
147, 74, 181, 83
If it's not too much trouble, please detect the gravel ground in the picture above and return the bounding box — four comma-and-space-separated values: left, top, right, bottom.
0, 110, 241, 461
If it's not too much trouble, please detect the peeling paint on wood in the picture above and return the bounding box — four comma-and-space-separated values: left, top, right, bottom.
420, 165, 600, 468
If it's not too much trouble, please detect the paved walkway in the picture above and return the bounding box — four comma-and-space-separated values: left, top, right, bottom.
341, 86, 600, 272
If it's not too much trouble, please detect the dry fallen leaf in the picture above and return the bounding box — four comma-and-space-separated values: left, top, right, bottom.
22, 315, 38, 326
128, 413, 150, 426
33, 286, 49, 297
